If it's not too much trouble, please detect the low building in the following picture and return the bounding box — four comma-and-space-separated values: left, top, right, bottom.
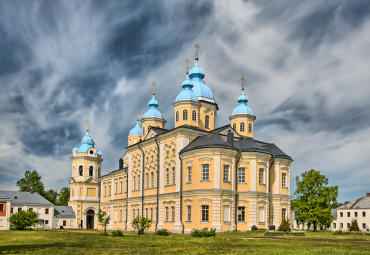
0, 190, 54, 230
54, 206, 77, 229
332, 193, 370, 231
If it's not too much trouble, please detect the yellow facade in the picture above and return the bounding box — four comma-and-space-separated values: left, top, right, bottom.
173, 101, 200, 128
230, 114, 255, 138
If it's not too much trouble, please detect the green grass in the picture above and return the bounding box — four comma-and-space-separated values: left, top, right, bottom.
0, 230, 369, 254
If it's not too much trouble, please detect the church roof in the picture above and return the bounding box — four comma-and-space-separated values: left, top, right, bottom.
189, 61, 214, 100
0, 190, 52, 206
143, 95, 164, 118
232, 90, 254, 115
339, 195, 370, 209
259, 143, 292, 160
234, 138, 270, 154
129, 121, 142, 136
75, 131, 102, 155
175, 75, 198, 102
182, 133, 237, 153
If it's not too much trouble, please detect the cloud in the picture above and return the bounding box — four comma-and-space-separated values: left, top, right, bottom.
0, 0, 369, 202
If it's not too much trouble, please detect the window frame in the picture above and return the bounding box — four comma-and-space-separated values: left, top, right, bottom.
183, 109, 188, 120
259, 168, 264, 184
223, 165, 230, 182
171, 167, 176, 185
187, 205, 191, 222
201, 205, 209, 222
248, 123, 253, 133
240, 122, 245, 132
187, 166, 192, 183
89, 166, 93, 177
238, 168, 246, 183
205, 115, 210, 129
192, 110, 197, 121
171, 206, 175, 222
166, 168, 169, 185
201, 164, 210, 181
175, 111, 179, 122
237, 206, 245, 222
282, 173, 287, 187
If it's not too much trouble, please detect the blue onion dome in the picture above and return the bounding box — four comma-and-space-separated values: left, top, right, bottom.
189, 61, 214, 100
143, 95, 164, 118
232, 90, 254, 115
81, 131, 95, 145
75, 130, 102, 155
129, 121, 142, 136
175, 74, 198, 102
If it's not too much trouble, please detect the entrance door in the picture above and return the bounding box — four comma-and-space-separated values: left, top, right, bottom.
86, 209, 95, 229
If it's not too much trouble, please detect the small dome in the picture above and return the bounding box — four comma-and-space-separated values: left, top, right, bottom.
175, 75, 198, 102
232, 91, 254, 115
188, 61, 214, 100
129, 121, 142, 136
143, 95, 164, 118
75, 130, 101, 155
80, 131, 95, 145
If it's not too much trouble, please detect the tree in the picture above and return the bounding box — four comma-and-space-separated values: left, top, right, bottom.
57, 187, 70, 206
44, 189, 58, 204
291, 169, 338, 231
132, 217, 152, 235
278, 218, 291, 232
8, 210, 38, 230
97, 209, 110, 234
16, 170, 45, 194
349, 219, 360, 231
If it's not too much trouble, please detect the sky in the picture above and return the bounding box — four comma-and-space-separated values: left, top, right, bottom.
0, 0, 369, 202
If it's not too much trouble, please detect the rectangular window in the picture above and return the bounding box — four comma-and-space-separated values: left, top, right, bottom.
104, 186, 107, 196
282, 208, 287, 220
258, 207, 265, 224
237, 206, 245, 222
145, 208, 148, 218
45, 220, 49, 225
223, 206, 230, 222
171, 206, 175, 222
363, 223, 366, 229
347, 212, 350, 217
363, 211, 366, 217
132, 209, 135, 219
340, 223, 343, 228
45, 208, 49, 214
120, 181, 123, 193
137, 209, 139, 218
172, 168, 176, 185
187, 167, 192, 183
109, 185, 111, 195
166, 169, 169, 185
223, 165, 229, 181
259, 168, 264, 184
150, 208, 153, 221
333, 223, 336, 229
347, 223, 350, 228
151, 173, 154, 188
238, 168, 245, 183
187, 206, 191, 221
63, 220, 67, 226
11, 208, 13, 214
119, 210, 122, 222
201, 205, 209, 222
340, 212, 343, 217
165, 207, 169, 222
355, 212, 358, 217
0, 204, 3, 211
202, 164, 210, 181
115, 182, 117, 194
282, 173, 287, 187
18, 208, 22, 212
137, 177, 140, 191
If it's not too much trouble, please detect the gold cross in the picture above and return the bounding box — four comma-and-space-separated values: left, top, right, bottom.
86, 120, 89, 131
136, 111, 139, 121
152, 82, 156, 95
194, 43, 200, 60
185, 59, 190, 74
241, 76, 245, 91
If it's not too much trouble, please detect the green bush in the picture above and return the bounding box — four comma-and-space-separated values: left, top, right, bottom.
191, 228, 216, 237
111, 230, 124, 236
132, 217, 152, 235
277, 218, 291, 232
156, 229, 170, 236
8, 210, 38, 230
349, 219, 360, 231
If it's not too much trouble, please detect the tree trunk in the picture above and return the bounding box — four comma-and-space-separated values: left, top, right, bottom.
313, 222, 317, 231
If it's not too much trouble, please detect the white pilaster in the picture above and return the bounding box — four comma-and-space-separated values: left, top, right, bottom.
214, 154, 221, 189
251, 159, 256, 191
274, 163, 280, 194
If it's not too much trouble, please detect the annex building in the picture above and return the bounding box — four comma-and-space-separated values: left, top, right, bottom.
69, 48, 292, 232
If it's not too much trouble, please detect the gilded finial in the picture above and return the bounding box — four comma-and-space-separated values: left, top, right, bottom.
152, 82, 156, 95
185, 59, 190, 74
86, 120, 89, 131
241, 76, 245, 91
194, 43, 200, 60
136, 111, 139, 121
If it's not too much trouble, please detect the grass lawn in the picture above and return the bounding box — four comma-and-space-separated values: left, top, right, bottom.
0, 230, 369, 254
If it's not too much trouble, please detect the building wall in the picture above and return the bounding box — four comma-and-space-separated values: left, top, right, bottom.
333, 209, 370, 231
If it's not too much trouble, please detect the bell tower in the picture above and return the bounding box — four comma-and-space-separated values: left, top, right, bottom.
69, 121, 102, 229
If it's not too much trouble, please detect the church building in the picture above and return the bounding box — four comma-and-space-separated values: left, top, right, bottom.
70, 46, 292, 232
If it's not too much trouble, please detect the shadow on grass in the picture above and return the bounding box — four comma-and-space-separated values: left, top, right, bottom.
0, 242, 78, 254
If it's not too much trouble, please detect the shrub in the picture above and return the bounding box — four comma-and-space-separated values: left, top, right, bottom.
132, 217, 152, 235
8, 210, 38, 230
278, 218, 291, 232
191, 228, 216, 237
156, 229, 170, 236
251, 225, 258, 231
111, 230, 124, 236
349, 219, 360, 231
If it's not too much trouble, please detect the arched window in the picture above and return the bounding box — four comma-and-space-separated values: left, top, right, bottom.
205, 115, 210, 129
148, 125, 152, 133
183, 109, 188, 120
166, 151, 169, 158
240, 122, 245, 132
172, 167, 176, 185
79, 166, 83, 176
89, 166, 93, 176
176, 111, 179, 122
248, 123, 253, 133
233, 123, 236, 130
166, 169, 169, 185
192, 110, 197, 121
137, 175, 140, 190
151, 155, 153, 162
146, 173, 149, 189
150, 172, 154, 188
133, 176, 136, 190
172, 149, 175, 157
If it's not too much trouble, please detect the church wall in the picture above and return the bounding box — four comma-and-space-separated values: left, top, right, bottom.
230, 117, 254, 138
198, 103, 217, 131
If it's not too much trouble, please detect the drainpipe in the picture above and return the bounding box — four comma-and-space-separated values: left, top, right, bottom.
154, 136, 160, 231
268, 156, 275, 228
234, 152, 241, 231
125, 167, 128, 230
138, 143, 145, 218
179, 153, 184, 233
